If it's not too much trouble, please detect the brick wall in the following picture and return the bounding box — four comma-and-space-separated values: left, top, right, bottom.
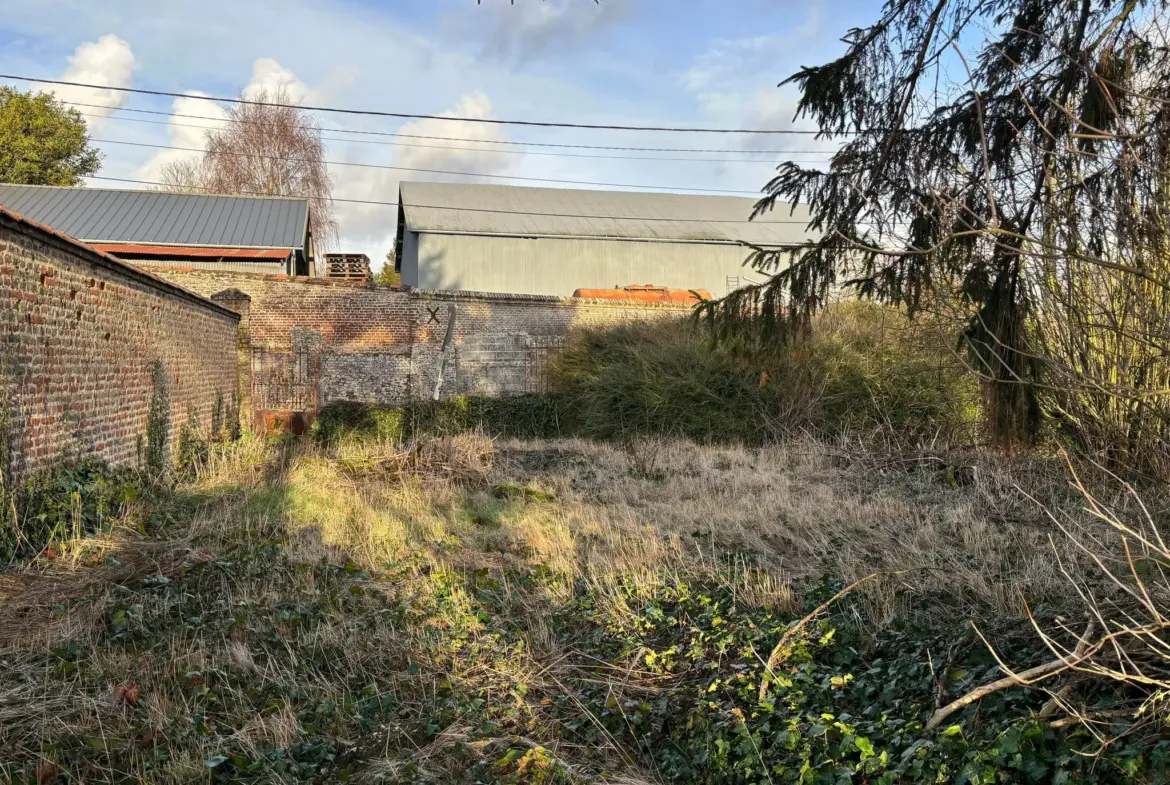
153, 269, 688, 407
0, 211, 239, 478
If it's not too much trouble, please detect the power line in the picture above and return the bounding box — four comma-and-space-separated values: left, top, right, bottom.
76, 110, 836, 164
85, 175, 825, 225
1, 73, 835, 135
62, 100, 840, 154
89, 137, 771, 194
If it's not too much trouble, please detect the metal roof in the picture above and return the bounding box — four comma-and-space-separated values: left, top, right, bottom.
399, 181, 814, 247
88, 244, 292, 259
0, 184, 309, 249
0, 204, 240, 321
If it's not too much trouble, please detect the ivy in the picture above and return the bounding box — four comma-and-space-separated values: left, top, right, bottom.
145, 359, 171, 476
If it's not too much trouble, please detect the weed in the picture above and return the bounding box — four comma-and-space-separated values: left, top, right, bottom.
177, 406, 209, 479
211, 391, 225, 443
145, 359, 171, 476
0, 455, 139, 561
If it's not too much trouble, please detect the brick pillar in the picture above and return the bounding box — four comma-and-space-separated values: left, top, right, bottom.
210, 288, 252, 432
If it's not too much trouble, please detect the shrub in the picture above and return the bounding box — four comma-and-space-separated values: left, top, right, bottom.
549, 303, 981, 445
549, 317, 780, 444
316, 303, 979, 449
0, 456, 139, 561
176, 407, 209, 478
802, 302, 981, 440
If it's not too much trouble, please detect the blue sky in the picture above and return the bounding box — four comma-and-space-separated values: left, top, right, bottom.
0, 0, 880, 263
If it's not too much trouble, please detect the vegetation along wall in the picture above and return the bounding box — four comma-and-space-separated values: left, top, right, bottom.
153, 269, 690, 406
0, 208, 240, 478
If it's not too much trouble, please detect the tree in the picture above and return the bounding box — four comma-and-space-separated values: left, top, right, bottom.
702, 0, 1170, 446
0, 87, 101, 185
375, 248, 400, 286
159, 87, 339, 249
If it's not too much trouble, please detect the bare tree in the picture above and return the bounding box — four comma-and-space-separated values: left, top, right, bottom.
158, 87, 339, 250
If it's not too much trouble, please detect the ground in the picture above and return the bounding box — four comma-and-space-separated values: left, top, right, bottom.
0, 433, 1153, 783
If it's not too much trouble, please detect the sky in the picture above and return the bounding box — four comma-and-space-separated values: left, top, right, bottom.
0, 0, 880, 269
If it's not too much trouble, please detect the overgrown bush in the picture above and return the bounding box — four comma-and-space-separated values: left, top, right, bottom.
549, 316, 781, 444
548, 303, 980, 445
315, 304, 978, 449
803, 302, 981, 439
0, 456, 139, 562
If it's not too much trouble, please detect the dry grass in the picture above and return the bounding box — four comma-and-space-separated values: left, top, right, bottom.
0, 431, 1148, 783
270, 433, 1101, 624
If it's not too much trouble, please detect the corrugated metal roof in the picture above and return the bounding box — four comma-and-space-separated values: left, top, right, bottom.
0, 184, 309, 249
399, 181, 814, 246
89, 244, 292, 259
0, 203, 240, 320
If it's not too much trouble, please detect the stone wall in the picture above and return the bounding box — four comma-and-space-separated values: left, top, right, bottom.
153, 269, 689, 407
0, 209, 239, 477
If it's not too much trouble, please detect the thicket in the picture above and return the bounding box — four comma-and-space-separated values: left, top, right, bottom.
548, 303, 980, 445
315, 303, 979, 448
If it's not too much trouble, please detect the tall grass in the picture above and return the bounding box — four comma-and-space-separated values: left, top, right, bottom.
549, 301, 981, 445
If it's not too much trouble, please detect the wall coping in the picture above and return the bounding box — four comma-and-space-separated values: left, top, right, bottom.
409, 287, 696, 310
141, 267, 698, 310
1, 206, 241, 323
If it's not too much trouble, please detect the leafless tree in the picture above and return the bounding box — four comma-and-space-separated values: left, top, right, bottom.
158, 87, 339, 250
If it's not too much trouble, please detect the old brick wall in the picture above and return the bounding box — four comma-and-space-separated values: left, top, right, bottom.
152, 269, 689, 407
0, 211, 239, 478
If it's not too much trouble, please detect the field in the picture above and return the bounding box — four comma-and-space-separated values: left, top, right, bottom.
1, 426, 1159, 784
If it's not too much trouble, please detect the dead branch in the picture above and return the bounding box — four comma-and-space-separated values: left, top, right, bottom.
925, 619, 1097, 731
758, 573, 878, 703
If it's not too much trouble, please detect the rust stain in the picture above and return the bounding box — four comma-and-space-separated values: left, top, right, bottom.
573, 285, 711, 303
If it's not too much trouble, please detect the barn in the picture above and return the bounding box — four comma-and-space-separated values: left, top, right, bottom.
393, 181, 814, 298
0, 184, 315, 276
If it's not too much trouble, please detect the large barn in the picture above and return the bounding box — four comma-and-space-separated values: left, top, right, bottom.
0, 184, 315, 276
393, 182, 814, 298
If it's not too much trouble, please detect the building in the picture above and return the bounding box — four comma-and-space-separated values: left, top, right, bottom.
0, 184, 315, 276
394, 181, 814, 297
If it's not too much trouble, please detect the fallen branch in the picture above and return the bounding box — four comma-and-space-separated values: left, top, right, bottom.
759, 573, 878, 703
1049, 708, 1133, 729
925, 619, 1097, 731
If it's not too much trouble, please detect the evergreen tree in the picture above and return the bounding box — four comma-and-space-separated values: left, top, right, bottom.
703, 0, 1170, 444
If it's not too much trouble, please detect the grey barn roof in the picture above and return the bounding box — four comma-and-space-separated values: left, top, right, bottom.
0, 184, 309, 249
398, 182, 814, 247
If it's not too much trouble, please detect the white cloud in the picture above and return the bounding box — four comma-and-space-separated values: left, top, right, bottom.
679, 1, 836, 157
52, 34, 136, 129
135, 92, 229, 181
242, 57, 311, 102
393, 91, 513, 175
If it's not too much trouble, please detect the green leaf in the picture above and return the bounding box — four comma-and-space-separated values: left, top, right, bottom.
855, 735, 875, 759
206, 755, 228, 768
942, 724, 963, 737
